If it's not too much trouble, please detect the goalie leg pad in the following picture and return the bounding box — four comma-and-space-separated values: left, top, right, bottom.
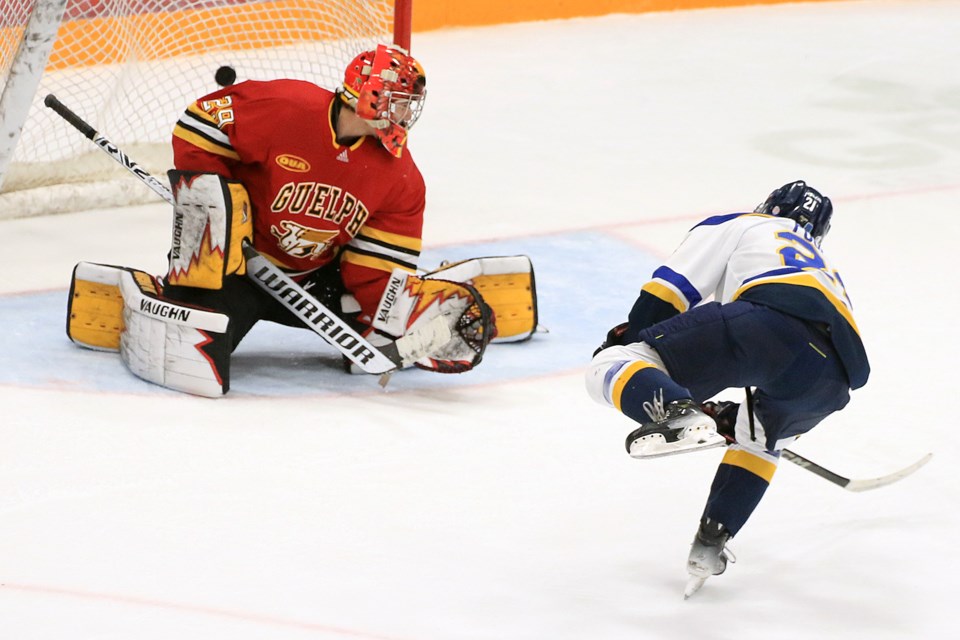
118, 269, 231, 397
67, 262, 147, 351
67, 261, 231, 397
166, 170, 253, 290
372, 269, 492, 373
422, 256, 538, 343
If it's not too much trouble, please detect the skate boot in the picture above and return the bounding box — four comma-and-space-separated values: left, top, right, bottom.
684, 517, 735, 599
625, 391, 726, 459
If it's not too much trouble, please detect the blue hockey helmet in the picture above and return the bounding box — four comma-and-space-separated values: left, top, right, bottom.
755, 180, 833, 245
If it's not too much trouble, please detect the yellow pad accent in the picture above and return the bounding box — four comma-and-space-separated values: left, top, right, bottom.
68, 280, 125, 351
469, 272, 535, 340
166, 174, 252, 289
227, 182, 252, 276
167, 230, 227, 288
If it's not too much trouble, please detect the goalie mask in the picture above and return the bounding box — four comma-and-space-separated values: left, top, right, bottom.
755, 180, 833, 246
339, 44, 427, 158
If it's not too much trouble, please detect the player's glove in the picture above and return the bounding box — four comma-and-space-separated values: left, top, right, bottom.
700, 401, 739, 444
593, 321, 630, 356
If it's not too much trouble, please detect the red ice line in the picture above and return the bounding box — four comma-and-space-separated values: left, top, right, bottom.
432, 181, 960, 248
0, 581, 412, 640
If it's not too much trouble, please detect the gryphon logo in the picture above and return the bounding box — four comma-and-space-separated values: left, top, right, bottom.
271, 220, 338, 259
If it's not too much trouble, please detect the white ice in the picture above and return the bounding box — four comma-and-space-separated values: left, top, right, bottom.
2, 1, 959, 638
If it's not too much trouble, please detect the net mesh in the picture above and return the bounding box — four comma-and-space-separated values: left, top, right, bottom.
0, 0, 396, 214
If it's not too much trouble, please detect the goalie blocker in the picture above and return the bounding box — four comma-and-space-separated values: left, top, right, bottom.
67, 262, 231, 397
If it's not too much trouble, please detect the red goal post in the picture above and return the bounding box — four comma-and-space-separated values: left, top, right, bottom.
0, 0, 413, 218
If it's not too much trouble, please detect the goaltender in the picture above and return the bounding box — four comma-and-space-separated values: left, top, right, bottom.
66, 45, 538, 396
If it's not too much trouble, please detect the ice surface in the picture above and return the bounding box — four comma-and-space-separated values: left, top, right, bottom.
2, 2, 958, 638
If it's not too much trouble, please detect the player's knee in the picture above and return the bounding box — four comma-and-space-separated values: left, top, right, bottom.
585, 342, 667, 407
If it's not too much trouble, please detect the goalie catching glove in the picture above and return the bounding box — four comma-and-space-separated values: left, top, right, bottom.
421, 255, 537, 343
369, 269, 493, 373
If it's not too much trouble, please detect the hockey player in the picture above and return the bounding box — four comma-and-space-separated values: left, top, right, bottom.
66, 45, 538, 396
585, 181, 869, 597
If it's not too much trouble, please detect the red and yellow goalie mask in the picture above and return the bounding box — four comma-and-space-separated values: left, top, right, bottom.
339, 44, 427, 158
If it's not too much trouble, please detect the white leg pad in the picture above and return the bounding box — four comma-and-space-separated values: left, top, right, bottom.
117, 270, 230, 397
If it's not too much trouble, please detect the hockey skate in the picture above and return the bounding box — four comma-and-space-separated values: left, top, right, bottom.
625, 392, 726, 459
684, 517, 734, 599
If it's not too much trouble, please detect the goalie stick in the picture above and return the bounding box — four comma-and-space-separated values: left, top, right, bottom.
44, 93, 449, 379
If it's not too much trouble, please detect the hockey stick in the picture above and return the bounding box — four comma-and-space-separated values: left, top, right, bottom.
44, 93, 449, 378
43, 94, 174, 204
241, 244, 448, 376
741, 388, 932, 492
780, 449, 933, 492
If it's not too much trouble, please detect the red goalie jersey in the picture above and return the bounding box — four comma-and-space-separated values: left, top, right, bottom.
171, 78, 426, 316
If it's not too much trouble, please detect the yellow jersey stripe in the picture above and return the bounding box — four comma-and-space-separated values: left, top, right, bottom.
186, 102, 219, 126
721, 448, 778, 482
341, 249, 418, 274
328, 100, 366, 151
642, 280, 687, 313
173, 125, 241, 160
359, 226, 423, 253
732, 272, 859, 334
612, 361, 657, 411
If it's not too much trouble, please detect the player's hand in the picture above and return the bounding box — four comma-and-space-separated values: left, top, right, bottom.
593, 321, 630, 356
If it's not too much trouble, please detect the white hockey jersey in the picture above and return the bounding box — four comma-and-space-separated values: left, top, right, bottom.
634, 212, 869, 389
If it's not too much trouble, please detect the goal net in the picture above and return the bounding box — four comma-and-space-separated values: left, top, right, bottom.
0, 0, 409, 217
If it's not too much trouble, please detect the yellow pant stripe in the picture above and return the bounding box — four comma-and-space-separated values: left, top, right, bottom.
721, 448, 778, 482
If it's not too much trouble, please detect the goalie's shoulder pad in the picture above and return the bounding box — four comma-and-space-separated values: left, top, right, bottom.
67, 261, 231, 397
371, 269, 493, 373
423, 255, 538, 343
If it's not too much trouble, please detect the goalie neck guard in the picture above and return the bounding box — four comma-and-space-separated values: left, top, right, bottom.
339, 44, 426, 158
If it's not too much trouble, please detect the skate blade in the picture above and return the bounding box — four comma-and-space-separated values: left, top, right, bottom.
628, 429, 726, 459
684, 575, 708, 599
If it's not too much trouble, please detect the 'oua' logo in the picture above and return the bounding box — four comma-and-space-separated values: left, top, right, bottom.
276, 154, 311, 172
